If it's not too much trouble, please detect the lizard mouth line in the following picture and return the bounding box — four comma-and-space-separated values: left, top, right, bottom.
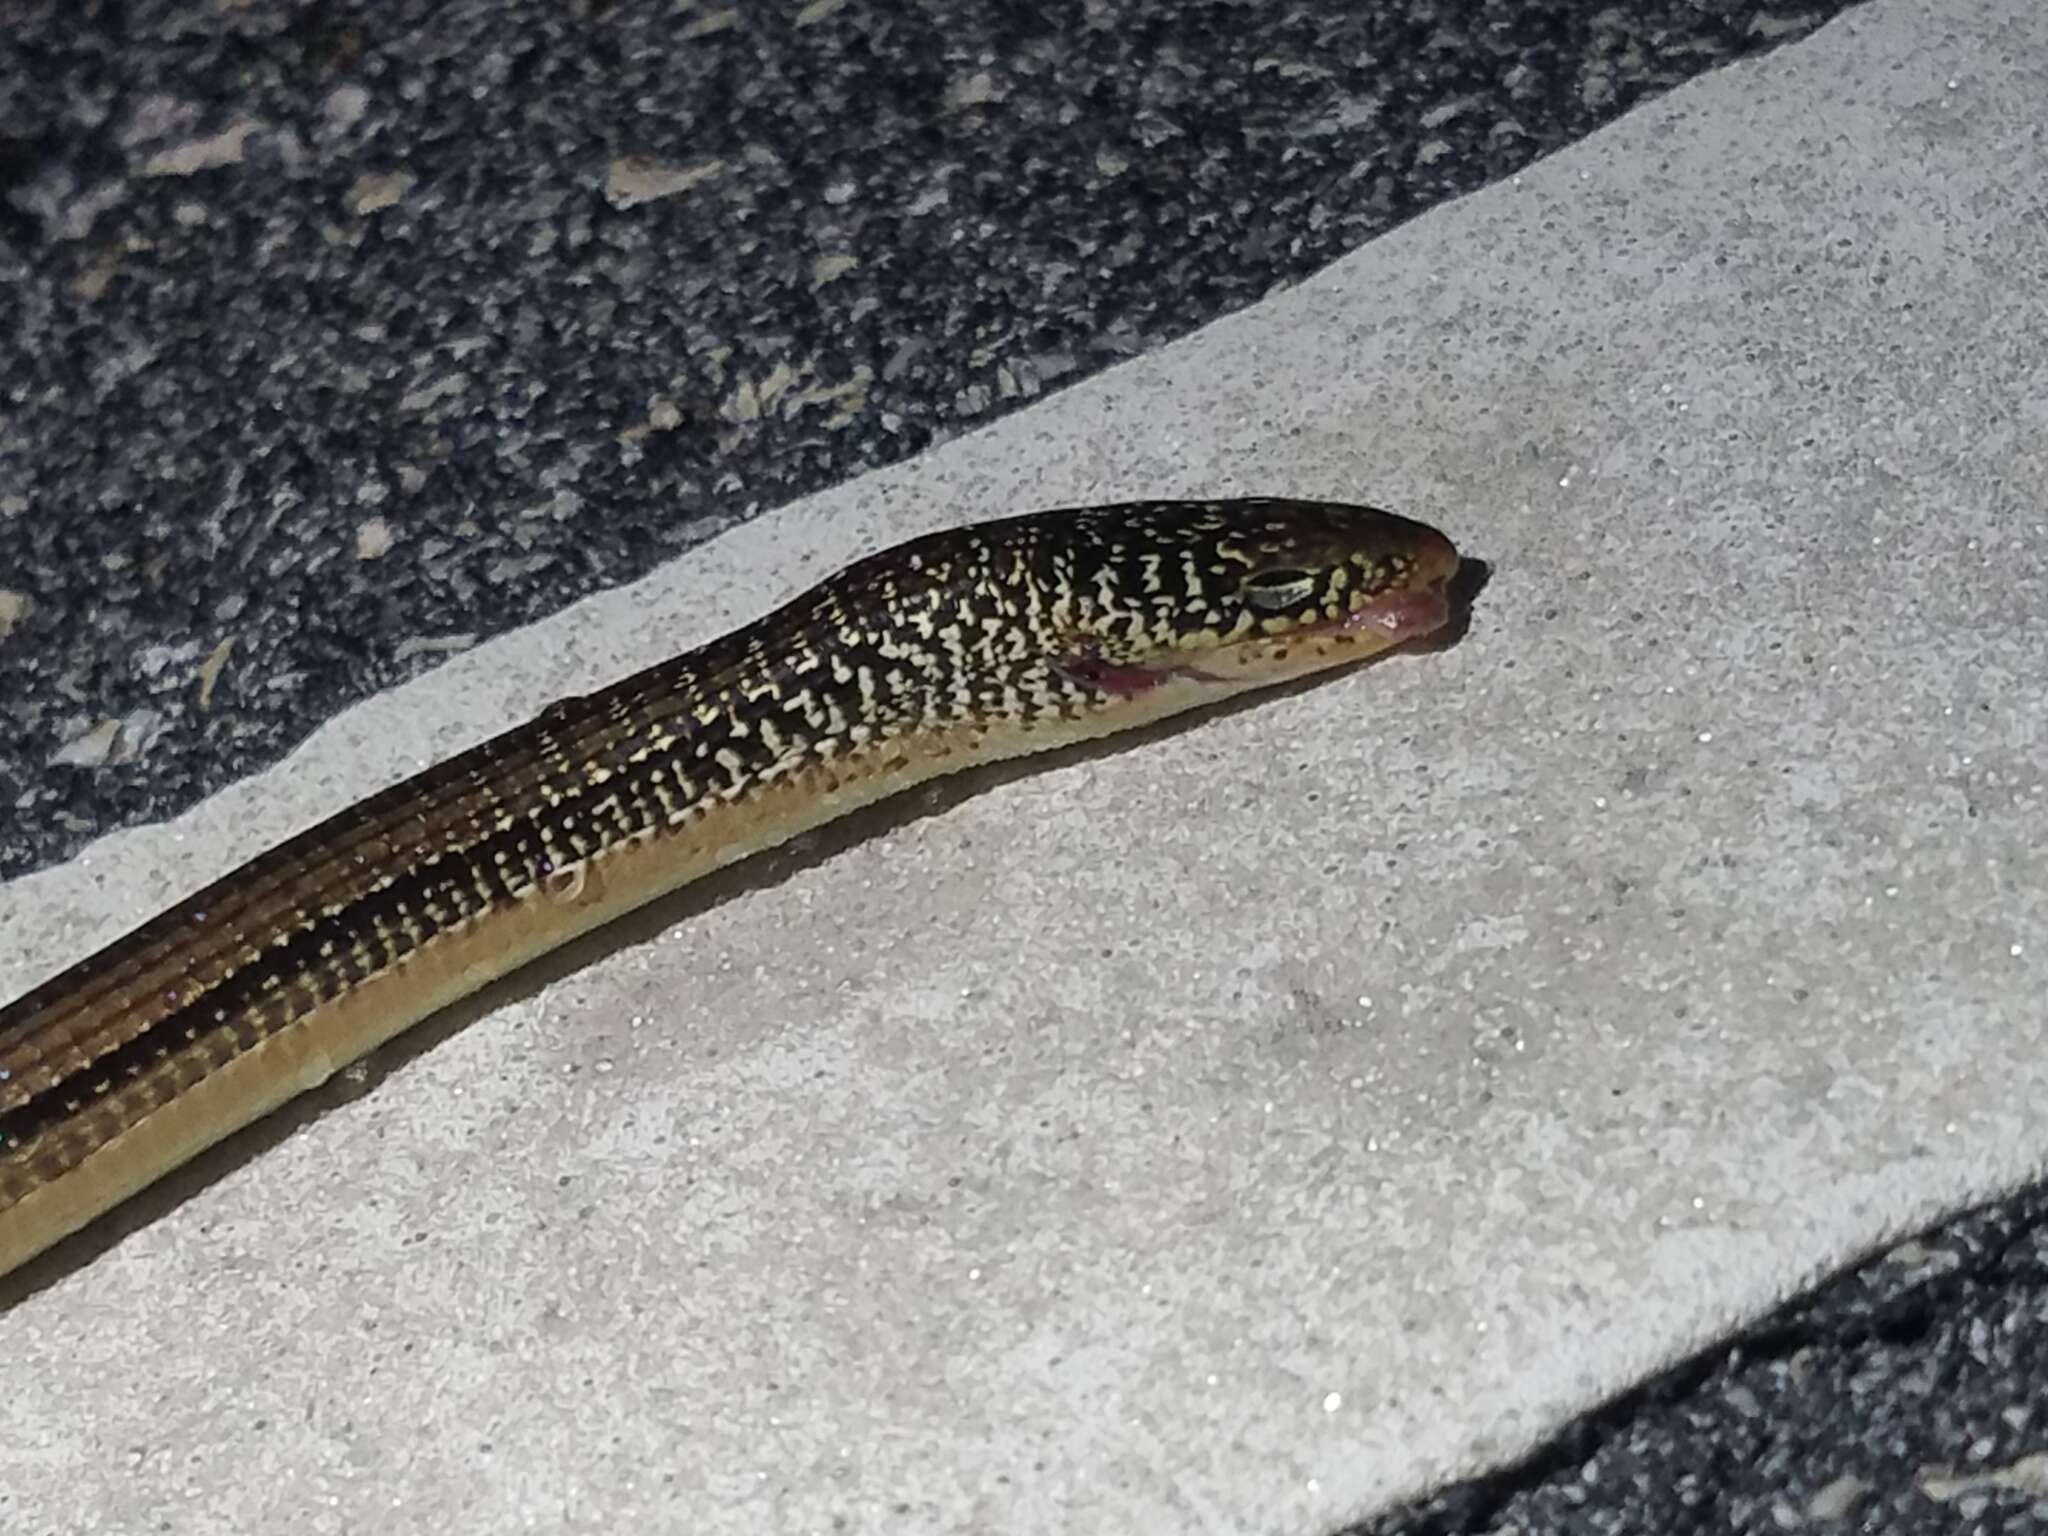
1327, 581, 1453, 644
1082, 580, 1456, 696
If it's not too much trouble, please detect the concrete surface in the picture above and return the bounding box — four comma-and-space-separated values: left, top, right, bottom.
1355, 1182, 2048, 1533
4, 1, 2046, 1532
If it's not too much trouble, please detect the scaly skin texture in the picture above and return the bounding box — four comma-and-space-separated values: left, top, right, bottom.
0, 497, 1459, 1279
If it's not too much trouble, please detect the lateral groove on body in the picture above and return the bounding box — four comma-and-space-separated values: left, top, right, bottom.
0, 498, 1461, 1279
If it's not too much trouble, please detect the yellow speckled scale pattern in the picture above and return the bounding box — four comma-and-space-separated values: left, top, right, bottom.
0, 497, 1457, 1277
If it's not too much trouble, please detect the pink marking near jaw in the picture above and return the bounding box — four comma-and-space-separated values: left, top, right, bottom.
1055, 580, 1453, 698
1052, 655, 1194, 698
1341, 584, 1452, 643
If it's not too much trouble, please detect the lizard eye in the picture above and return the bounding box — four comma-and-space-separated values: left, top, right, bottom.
1239, 567, 1318, 612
